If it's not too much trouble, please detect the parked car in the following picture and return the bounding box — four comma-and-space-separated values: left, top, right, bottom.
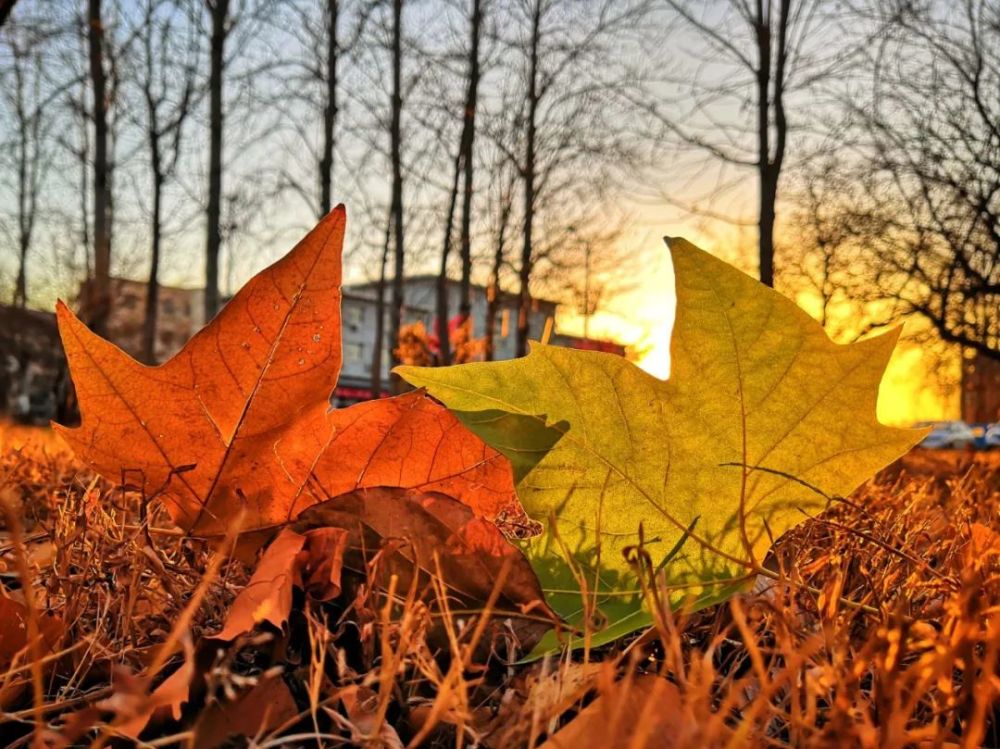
984, 423, 1000, 450
913, 420, 977, 450
970, 423, 989, 450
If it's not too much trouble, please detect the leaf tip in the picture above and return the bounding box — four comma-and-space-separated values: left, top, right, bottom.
53, 299, 89, 350
49, 421, 76, 449
54, 298, 77, 329
662, 235, 698, 255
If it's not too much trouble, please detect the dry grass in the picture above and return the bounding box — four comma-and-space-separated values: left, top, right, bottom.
1, 424, 999, 748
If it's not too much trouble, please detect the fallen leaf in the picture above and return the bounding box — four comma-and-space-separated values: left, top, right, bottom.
97, 633, 196, 739
298, 526, 349, 601
214, 524, 350, 641
54, 207, 527, 537
399, 238, 925, 653
214, 528, 307, 641
295, 488, 556, 626
0, 594, 63, 709
214, 488, 552, 657
538, 675, 692, 749
192, 673, 299, 749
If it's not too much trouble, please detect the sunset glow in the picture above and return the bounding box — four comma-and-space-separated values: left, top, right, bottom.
560, 241, 955, 428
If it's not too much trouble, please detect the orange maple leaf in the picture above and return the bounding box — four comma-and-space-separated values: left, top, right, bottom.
54, 207, 526, 536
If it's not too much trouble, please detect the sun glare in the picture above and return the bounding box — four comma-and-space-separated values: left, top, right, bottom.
571, 240, 953, 428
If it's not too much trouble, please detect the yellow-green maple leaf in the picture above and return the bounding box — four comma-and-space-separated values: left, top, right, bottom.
398, 239, 924, 652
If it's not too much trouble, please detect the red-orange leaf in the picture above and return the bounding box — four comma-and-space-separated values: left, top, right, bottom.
54, 207, 527, 536
214, 527, 308, 642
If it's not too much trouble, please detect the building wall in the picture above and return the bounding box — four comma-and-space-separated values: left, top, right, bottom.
99, 279, 205, 363
336, 278, 561, 398
0, 304, 70, 424
337, 292, 432, 391
397, 277, 557, 361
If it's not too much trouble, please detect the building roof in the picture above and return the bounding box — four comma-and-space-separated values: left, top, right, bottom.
344, 275, 561, 308
342, 290, 430, 316
84, 276, 206, 296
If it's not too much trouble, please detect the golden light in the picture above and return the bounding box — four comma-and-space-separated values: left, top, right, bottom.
565, 234, 955, 428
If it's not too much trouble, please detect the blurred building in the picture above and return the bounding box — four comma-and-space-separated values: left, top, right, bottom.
0, 304, 71, 425
86, 278, 207, 362
332, 290, 431, 403
962, 351, 1000, 423
334, 276, 563, 402
334, 276, 624, 403
0, 274, 624, 421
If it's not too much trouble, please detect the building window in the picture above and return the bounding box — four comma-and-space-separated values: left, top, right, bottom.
345, 305, 363, 328
345, 342, 363, 362
162, 298, 176, 316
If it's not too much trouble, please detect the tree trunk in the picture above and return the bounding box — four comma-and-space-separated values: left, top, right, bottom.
753, 0, 789, 289
458, 0, 482, 327
517, 0, 541, 357
437, 149, 462, 365
319, 0, 338, 216
485, 185, 512, 362
143, 167, 163, 364
205, 0, 229, 322
78, 78, 91, 280
486, 168, 516, 361
484, 285, 497, 360
371, 213, 391, 398
88, 0, 112, 335
436, 0, 482, 365
13, 65, 30, 308
759, 173, 776, 287
14, 236, 28, 308
388, 0, 405, 391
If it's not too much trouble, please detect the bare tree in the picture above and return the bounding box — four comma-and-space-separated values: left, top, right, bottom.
843, 0, 1000, 360
70, 74, 91, 281
319, 0, 339, 215
271, 0, 369, 219
655, 0, 849, 287
498, 0, 651, 355
436, 143, 462, 362
776, 156, 871, 338
1, 17, 57, 308
87, 0, 112, 334
436, 0, 483, 364
388, 0, 404, 388
133, 0, 198, 362
203, 0, 228, 321
484, 152, 517, 360
515, 0, 540, 356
